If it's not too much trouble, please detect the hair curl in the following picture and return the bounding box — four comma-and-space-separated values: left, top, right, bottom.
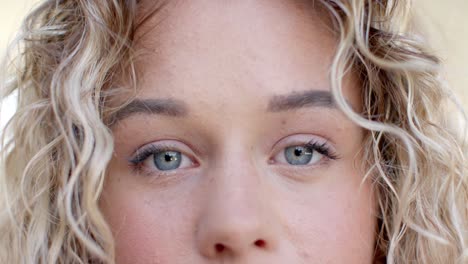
0, 0, 467, 263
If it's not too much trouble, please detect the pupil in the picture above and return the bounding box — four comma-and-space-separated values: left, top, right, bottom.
165, 153, 175, 162
294, 148, 303, 156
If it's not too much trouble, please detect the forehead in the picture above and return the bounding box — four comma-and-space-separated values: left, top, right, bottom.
130, 0, 359, 111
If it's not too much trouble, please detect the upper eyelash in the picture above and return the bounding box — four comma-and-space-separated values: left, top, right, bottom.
303, 140, 340, 160
128, 144, 173, 165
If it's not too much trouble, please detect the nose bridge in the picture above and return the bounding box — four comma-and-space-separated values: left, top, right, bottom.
213, 142, 261, 205
195, 142, 279, 258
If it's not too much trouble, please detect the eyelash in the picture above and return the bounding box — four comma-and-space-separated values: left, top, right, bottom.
301, 140, 339, 161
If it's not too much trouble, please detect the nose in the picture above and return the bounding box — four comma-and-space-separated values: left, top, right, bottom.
195, 155, 280, 259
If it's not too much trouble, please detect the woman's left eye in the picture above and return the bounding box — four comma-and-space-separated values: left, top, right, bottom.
283, 145, 323, 165
272, 140, 338, 167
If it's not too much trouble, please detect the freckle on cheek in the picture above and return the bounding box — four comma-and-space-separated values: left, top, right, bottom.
299, 249, 311, 260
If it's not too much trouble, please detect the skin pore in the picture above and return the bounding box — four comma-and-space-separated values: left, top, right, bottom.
101, 0, 377, 263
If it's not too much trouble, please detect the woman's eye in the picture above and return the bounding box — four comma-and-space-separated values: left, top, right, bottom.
272, 138, 338, 167
284, 145, 324, 165
129, 143, 196, 175
140, 150, 193, 173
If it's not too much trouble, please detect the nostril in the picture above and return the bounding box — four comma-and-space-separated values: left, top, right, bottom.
254, 239, 266, 248
215, 243, 225, 253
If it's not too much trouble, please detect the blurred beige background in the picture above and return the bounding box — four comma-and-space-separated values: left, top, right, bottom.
414, 0, 468, 108
1, 0, 467, 108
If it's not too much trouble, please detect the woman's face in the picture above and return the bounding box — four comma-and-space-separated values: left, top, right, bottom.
101, 0, 377, 263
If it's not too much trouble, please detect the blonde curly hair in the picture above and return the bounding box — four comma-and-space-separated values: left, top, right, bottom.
0, 0, 466, 263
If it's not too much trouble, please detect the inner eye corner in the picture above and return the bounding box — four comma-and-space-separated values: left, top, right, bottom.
191, 158, 201, 167
267, 158, 275, 165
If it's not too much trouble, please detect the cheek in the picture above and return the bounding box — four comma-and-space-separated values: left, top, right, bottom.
100, 178, 195, 264
281, 172, 377, 262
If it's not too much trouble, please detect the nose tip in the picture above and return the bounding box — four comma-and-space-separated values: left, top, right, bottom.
198, 224, 273, 258
195, 192, 279, 259
195, 190, 278, 258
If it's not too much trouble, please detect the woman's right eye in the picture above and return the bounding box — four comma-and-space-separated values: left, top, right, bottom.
129, 143, 196, 175
150, 150, 183, 171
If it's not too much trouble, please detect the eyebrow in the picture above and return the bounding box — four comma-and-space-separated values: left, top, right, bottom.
110, 90, 336, 124
267, 90, 335, 112
110, 98, 188, 124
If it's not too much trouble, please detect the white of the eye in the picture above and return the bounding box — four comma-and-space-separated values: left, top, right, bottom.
308, 150, 324, 165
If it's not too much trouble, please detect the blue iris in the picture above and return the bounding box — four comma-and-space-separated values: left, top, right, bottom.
153, 151, 182, 171
284, 146, 313, 165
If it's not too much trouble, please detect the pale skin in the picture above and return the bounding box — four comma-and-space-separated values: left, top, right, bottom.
101, 0, 377, 263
